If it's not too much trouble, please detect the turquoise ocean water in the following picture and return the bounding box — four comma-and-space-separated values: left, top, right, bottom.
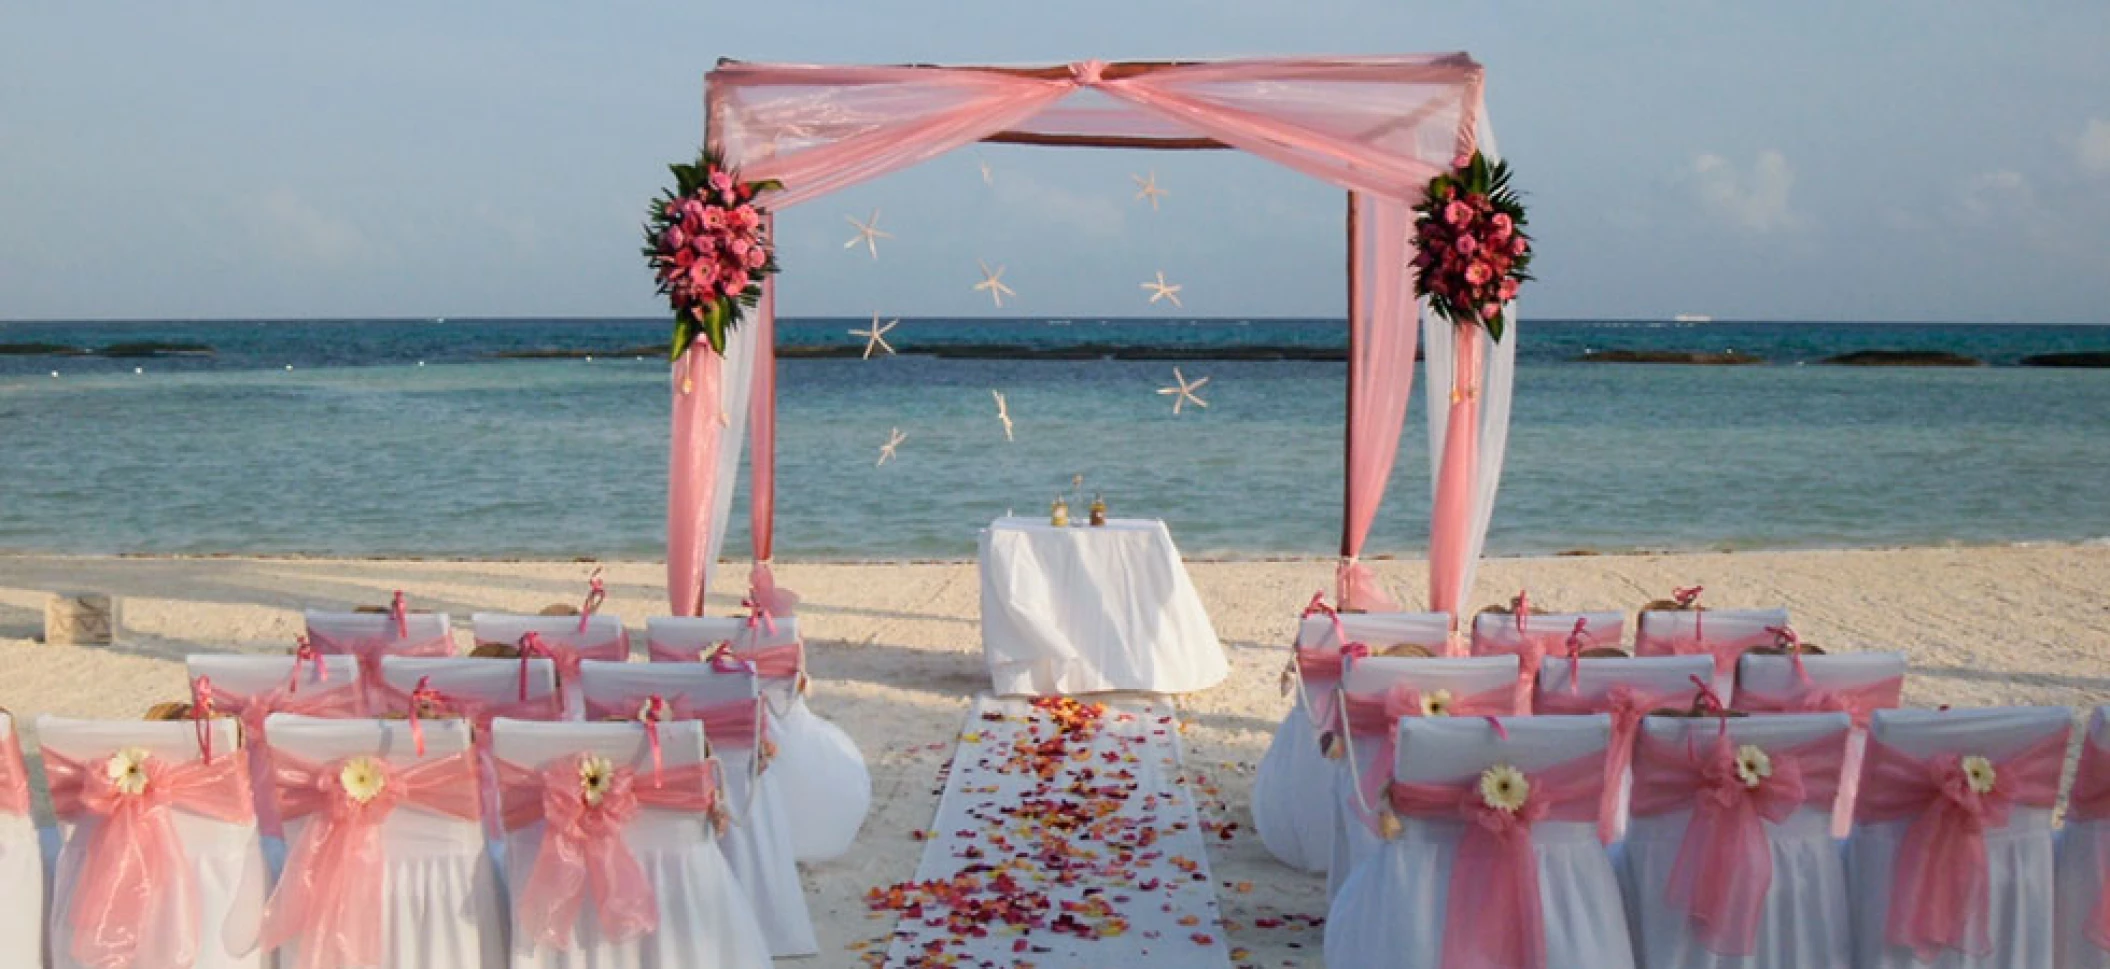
2, 317, 2106, 561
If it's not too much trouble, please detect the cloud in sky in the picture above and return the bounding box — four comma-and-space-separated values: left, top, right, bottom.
244, 188, 383, 269
1688, 150, 1800, 232
2081, 118, 2110, 177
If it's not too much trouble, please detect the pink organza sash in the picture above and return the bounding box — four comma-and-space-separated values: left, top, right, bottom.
647, 636, 804, 682
45, 748, 256, 969
1629, 728, 1847, 955
305, 627, 455, 700
1856, 728, 2068, 960
373, 677, 565, 734
0, 730, 28, 816
1536, 684, 1698, 843
584, 694, 769, 752
2064, 737, 2110, 951
1385, 753, 1606, 969
1643, 626, 1777, 675
1339, 683, 1512, 819
1737, 677, 1903, 729
495, 756, 724, 949
200, 678, 364, 836
518, 632, 628, 695
257, 751, 482, 969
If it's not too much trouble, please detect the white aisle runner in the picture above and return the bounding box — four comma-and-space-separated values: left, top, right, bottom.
871, 695, 1233, 969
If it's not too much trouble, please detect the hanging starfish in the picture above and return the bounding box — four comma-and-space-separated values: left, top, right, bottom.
974, 260, 1017, 308
850, 314, 898, 359
1156, 367, 1210, 415
1133, 171, 1168, 210
992, 390, 1015, 442
979, 159, 995, 185
844, 209, 891, 259
876, 427, 908, 467
1141, 271, 1183, 308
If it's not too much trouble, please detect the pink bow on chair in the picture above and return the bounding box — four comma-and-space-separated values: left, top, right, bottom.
496, 754, 724, 950
1629, 729, 1846, 954
257, 751, 483, 969
197, 673, 364, 836
1856, 729, 2068, 960
1385, 753, 1606, 969
2068, 736, 2110, 952
44, 748, 256, 969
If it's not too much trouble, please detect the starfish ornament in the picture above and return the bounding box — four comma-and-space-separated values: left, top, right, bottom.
1133, 171, 1168, 210
850, 314, 898, 359
1141, 271, 1183, 308
1156, 367, 1210, 415
844, 209, 891, 259
974, 260, 1017, 308
876, 427, 908, 467
992, 390, 1015, 442
979, 159, 995, 185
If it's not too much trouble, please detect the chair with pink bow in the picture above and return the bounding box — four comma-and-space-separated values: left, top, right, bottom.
1635, 607, 1790, 700
0, 711, 43, 969
2055, 708, 2110, 969
1623, 711, 1855, 969
1849, 707, 2071, 969
1471, 609, 1626, 713
256, 713, 504, 969
1324, 653, 1519, 901
186, 652, 363, 840
470, 612, 630, 718
1325, 714, 1635, 969
646, 612, 868, 864
578, 660, 817, 958
1533, 653, 1715, 843
1737, 647, 1906, 838
489, 718, 774, 969
39, 715, 268, 969
1255, 600, 1453, 874
305, 601, 458, 707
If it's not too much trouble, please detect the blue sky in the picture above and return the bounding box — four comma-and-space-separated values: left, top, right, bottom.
3, 1, 2107, 323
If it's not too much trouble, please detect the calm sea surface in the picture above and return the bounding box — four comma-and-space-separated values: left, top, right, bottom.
2, 318, 2106, 560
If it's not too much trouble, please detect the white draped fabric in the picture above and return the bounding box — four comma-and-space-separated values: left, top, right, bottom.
703, 318, 758, 595
0, 713, 43, 969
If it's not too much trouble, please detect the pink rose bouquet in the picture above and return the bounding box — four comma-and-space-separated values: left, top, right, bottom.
1410, 151, 1532, 341
643, 149, 781, 358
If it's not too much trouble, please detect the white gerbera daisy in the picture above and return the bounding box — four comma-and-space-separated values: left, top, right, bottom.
1478, 763, 1531, 813
1734, 744, 1773, 789
1961, 755, 1997, 795
339, 756, 387, 805
579, 754, 616, 807
1422, 689, 1455, 717
105, 747, 152, 796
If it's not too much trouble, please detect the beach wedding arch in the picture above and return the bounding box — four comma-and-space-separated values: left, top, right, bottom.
644, 149, 781, 359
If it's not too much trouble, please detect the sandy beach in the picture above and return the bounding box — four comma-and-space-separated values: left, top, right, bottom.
4, 544, 2109, 966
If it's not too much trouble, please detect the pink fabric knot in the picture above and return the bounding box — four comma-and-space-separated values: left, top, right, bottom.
746, 563, 800, 617
518, 632, 586, 700
189, 675, 218, 764
1068, 60, 1107, 85
1672, 585, 1704, 608
289, 636, 328, 694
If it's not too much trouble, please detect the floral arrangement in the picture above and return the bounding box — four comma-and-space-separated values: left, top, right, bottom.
1478, 762, 1531, 813
643, 149, 781, 360
1411, 151, 1532, 341
1734, 745, 1773, 789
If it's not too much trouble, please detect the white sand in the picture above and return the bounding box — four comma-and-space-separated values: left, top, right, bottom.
4, 544, 2109, 966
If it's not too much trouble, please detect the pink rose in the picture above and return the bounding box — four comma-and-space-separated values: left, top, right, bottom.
1444, 200, 1471, 226
1499, 278, 1519, 300
733, 205, 760, 230
1454, 235, 1479, 256
724, 271, 751, 295
1488, 213, 1513, 240
698, 207, 726, 231
1465, 262, 1493, 285
1509, 236, 1529, 256
663, 225, 689, 251
729, 237, 751, 258
708, 170, 734, 193
1481, 303, 1501, 320
687, 259, 719, 289
745, 246, 766, 268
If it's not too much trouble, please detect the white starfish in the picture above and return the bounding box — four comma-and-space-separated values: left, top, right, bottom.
1133, 171, 1167, 210
1156, 367, 1210, 415
974, 260, 1016, 308
1141, 270, 1183, 308
992, 390, 1014, 442
876, 427, 908, 467
849, 314, 898, 359
843, 209, 891, 259
979, 159, 994, 185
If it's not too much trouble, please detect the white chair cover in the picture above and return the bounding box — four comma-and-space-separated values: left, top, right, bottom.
489, 719, 773, 969
0, 712, 44, 969
1737, 651, 1907, 838
304, 609, 456, 649
470, 613, 630, 718
1535, 655, 1716, 841
2057, 709, 2110, 969
1636, 608, 1790, 699
40, 716, 268, 969
1622, 713, 1855, 969
1326, 654, 1519, 900
186, 653, 363, 838
1325, 715, 1635, 969
1470, 610, 1626, 655
1849, 707, 2068, 969
577, 661, 817, 958
646, 615, 870, 862
265, 715, 506, 969
1298, 612, 1454, 652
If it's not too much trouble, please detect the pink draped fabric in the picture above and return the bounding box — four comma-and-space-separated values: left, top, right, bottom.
45, 749, 256, 969
0, 730, 28, 817
583, 694, 770, 752
305, 626, 456, 706
1385, 752, 1605, 969
1337, 682, 1511, 820
1738, 677, 1903, 730
197, 677, 364, 837
645, 639, 803, 682
693, 57, 1491, 614
258, 751, 482, 969
1629, 728, 1847, 955
668, 346, 725, 616
1536, 683, 1703, 843
1856, 729, 2068, 960
1427, 323, 1483, 616
1634, 620, 1776, 675
516, 631, 629, 702
495, 756, 723, 950
2069, 737, 2110, 951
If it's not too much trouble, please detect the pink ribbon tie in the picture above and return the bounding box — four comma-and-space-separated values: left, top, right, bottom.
389, 590, 409, 639
578, 568, 606, 634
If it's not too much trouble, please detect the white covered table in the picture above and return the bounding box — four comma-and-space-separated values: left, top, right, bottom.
978, 517, 1227, 696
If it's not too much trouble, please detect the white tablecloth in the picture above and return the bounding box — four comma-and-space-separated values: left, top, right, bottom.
978, 517, 1227, 695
